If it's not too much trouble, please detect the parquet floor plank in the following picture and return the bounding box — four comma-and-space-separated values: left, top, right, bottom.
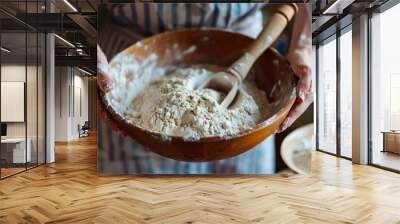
0, 135, 400, 223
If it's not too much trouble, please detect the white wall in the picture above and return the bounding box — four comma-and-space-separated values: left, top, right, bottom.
1, 65, 26, 138
72, 73, 89, 138
55, 67, 69, 141
54, 67, 89, 141
1, 65, 42, 138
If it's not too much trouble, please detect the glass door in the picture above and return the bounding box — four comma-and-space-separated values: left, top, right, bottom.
339, 27, 352, 158
27, 30, 38, 169
26, 0, 46, 169
0, 0, 46, 179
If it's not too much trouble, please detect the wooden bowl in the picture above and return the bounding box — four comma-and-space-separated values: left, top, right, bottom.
101, 28, 296, 162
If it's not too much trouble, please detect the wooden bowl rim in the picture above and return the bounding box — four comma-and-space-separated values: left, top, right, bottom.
102, 28, 297, 142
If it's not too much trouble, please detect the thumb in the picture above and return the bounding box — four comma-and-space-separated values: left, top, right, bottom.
97, 45, 114, 93
293, 64, 311, 103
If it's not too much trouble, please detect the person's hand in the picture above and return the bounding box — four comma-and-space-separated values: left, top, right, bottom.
278, 4, 313, 133
97, 45, 128, 137
277, 64, 313, 133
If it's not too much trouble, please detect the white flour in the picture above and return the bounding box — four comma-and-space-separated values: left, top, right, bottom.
106, 48, 271, 141
125, 66, 270, 140
106, 52, 167, 116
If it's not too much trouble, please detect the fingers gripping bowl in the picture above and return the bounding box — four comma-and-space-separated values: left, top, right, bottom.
100, 29, 296, 162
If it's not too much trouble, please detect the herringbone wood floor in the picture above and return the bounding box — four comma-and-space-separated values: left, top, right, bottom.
1, 135, 400, 224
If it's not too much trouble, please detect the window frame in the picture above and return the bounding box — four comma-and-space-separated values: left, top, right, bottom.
315, 24, 353, 160
0, 1, 48, 180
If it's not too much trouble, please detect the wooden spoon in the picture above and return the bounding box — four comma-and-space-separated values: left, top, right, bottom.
197, 4, 298, 108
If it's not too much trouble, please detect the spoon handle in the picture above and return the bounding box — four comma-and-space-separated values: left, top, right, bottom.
228, 4, 298, 81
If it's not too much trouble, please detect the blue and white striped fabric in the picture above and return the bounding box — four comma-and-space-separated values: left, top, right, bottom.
100, 3, 266, 59
98, 3, 278, 174
98, 118, 275, 174
112, 3, 260, 33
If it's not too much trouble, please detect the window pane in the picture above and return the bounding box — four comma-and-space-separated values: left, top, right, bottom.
318, 37, 337, 154
0, 0, 46, 179
27, 31, 38, 169
340, 29, 352, 158
1, 31, 28, 177
38, 32, 45, 165
371, 3, 400, 171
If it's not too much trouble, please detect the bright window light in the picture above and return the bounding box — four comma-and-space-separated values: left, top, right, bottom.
63, 0, 78, 12
1, 47, 11, 53
78, 68, 93, 76
54, 34, 75, 48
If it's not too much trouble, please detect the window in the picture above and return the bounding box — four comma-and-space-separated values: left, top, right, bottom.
339, 28, 352, 158
370, 2, 400, 171
317, 36, 337, 154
